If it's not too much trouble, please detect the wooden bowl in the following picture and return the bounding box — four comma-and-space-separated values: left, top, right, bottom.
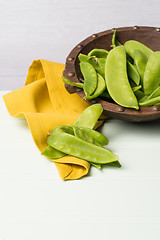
63, 26, 160, 122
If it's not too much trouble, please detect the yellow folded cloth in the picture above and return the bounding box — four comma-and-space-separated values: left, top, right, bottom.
3, 59, 91, 180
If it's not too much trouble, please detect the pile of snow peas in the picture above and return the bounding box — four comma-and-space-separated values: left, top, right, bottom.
42, 104, 120, 169
63, 30, 160, 109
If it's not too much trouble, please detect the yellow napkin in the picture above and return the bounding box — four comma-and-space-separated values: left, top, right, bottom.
3, 59, 92, 180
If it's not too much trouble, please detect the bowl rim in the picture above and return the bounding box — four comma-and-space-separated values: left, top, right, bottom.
63, 26, 160, 122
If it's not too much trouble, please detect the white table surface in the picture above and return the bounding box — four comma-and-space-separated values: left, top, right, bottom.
1, 90, 160, 240
1, 0, 160, 239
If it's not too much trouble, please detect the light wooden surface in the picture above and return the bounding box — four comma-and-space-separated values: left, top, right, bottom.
0, 0, 160, 90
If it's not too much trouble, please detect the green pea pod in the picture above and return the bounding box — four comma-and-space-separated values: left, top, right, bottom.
97, 58, 106, 68
111, 29, 122, 48
127, 61, 140, 85
148, 86, 160, 99
124, 40, 153, 60
88, 49, 108, 58
41, 125, 74, 159
143, 51, 160, 95
132, 85, 142, 92
62, 76, 84, 89
139, 95, 149, 103
105, 46, 139, 109
80, 62, 97, 96
41, 145, 66, 159
78, 53, 99, 69
133, 50, 148, 85
47, 130, 119, 165
139, 95, 160, 107
85, 73, 106, 99
73, 103, 103, 129
42, 104, 103, 160
78, 53, 105, 78
73, 126, 109, 146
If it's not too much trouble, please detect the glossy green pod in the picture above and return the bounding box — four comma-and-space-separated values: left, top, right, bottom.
80, 62, 97, 96
127, 61, 140, 85
124, 40, 153, 60
139, 95, 160, 106
47, 130, 119, 165
73, 103, 103, 129
133, 50, 148, 85
85, 73, 105, 99
148, 86, 160, 99
143, 51, 160, 95
88, 49, 108, 58
105, 46, 139, 109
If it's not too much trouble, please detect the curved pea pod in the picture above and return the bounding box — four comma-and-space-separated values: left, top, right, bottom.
88, 49, 108, 58
127, 61, 140, 85
85, 74, 105, 100
132, 85, 142, 92
78, 53, 99, 69
111, 29, 122, 48
41, 145, 66, 159
73, 126, 109, 146
148, 86, 160, 99
124, 40, 153, 60
139, 95, 160, 106
80, 62, 97, 96
105, 46, 139, 110
97, 58, 106, 68
143, 51, 160, 95
47, 130, 119, 165
62, 76, 84, 89
73, 103, 103, 129
133, 50, 148, 85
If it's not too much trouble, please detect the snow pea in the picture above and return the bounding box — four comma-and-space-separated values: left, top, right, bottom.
111, 31, 140, 86
124, 40, 153, 60
105, 46, 139, 109
73, 103, 103, 129
97, 58, 106, 69
111, 29, 122, 48
78, 54, 98, 69
47, 128, 119, 165
73, 126, 120, 169
79, 53, 105, 79
85, 73, 105, 100
88, 49, 108, 58
73, 126, 109, 146
139, 95, 160, 106
143, 51, 160, 95
148, 86, 160, 99
80, 62, 97, 96
41, 146, 66, 159
127, 61, 140, 85
132, 85, 142, 92
133, 50, 148, 86
41, 125, 74, 159
62, 76, 84, 89
42, 104, 103, 159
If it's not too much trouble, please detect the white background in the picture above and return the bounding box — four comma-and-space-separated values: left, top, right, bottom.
0, 0, 160, 239
1, 0, 160, 89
